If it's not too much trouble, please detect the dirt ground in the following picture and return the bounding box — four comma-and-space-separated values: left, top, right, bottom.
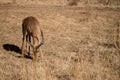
0, 4, 120, 80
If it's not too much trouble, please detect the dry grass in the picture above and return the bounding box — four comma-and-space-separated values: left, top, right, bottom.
0, 0, 120, 7
0, 2, 120, 80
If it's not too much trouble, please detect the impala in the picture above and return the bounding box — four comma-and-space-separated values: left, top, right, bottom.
21, 16, 44, 60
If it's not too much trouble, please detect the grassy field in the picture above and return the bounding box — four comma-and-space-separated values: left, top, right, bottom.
0, 1, 120, 80
0, 0, 120, 7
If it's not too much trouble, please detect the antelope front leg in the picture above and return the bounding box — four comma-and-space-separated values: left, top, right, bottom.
28, 35, 31, 56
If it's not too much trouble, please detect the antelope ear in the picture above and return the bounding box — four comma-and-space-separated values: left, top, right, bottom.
36, 30, 44, 49
36, 41, 44, 49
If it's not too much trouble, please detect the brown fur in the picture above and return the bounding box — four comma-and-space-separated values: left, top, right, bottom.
21, 16, 44, 60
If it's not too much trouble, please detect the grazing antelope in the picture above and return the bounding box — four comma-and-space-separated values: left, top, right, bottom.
21, 16, 44, 60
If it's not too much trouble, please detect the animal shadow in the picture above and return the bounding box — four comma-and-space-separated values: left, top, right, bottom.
3, 44, 21, 54
3, 44, 32, 59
